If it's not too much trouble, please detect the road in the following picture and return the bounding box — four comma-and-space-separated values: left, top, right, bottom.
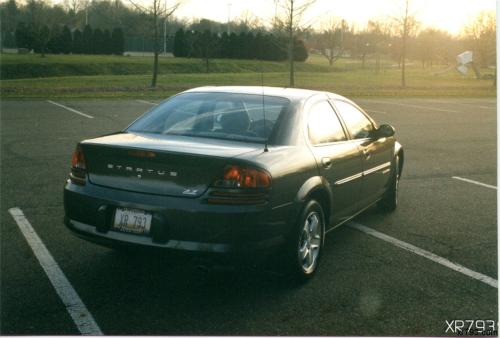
1, 97, 497, 335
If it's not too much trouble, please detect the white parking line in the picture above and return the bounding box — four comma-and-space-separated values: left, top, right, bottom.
419, 99, 494, 110
8, 208, 103, 335
362, 99, 457, 113
137, 99, 158, 106
452, 176, 497, 190
47, 100, 94, 119
349, 222, 498, 289
367, 110, 387, 115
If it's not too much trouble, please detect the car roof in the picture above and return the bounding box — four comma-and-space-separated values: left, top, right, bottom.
182, 86, 346, 102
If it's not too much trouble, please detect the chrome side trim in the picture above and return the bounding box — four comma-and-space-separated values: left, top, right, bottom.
334, 173, 363, 185
334, 161, 391, 186
272, 202, 294, 210
364, 162, 391, 176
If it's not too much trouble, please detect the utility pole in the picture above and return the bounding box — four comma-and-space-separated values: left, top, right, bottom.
227, 2, 231, 34
163, 0, 167, 55
401, 0, 409, 88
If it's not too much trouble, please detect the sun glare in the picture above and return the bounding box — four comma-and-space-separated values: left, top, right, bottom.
172, 0, 496, 35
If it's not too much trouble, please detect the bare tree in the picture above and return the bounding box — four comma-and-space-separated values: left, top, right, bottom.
235, 10, 263, 31
393, 0, 418, 87
464, 11, 496, 69
317, 18, 348, 66
129, 0, 182, 88
273, 0, 315, 87
63, 0, 82, 15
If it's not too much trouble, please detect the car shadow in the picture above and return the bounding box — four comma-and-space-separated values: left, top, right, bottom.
73, 215, 379, 335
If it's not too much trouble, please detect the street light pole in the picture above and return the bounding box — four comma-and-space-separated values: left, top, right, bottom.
163, 0, 167, 55
227, 3, 231, 34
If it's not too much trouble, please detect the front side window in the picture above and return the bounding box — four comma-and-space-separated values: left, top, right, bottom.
127, 92, 290, 143
334, 100, 374, 139
308, 101, 347, 145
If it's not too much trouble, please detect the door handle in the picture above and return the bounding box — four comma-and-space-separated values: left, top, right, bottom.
321, 157, 332, 169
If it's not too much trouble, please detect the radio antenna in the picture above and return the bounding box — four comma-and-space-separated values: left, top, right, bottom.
261, 49, 268, 152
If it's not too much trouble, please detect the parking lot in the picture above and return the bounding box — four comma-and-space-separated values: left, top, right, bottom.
1, 96, 497, 335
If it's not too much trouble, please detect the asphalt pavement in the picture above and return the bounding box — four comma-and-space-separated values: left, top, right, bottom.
1, 97, 497, 335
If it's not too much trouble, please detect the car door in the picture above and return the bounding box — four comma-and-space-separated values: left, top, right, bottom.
332, 99, 394, 207
306, 100, 364, 225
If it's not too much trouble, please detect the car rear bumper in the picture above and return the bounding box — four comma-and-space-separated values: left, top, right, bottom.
63, 180, 295, 255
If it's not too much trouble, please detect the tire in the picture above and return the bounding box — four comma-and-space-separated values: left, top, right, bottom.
284, 199, 325, 281
379, 155, 400, 212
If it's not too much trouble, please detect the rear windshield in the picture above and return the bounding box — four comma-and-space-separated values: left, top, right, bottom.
127, 92, 290, 143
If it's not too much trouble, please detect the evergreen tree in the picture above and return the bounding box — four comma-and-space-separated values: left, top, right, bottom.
173, 28, 187, 57
219, 32, 230, 58
47, 24, 61, 53
3, 31, 17, 48
72, 29, 84, 54
82, 24, 92, 54
254, 32, 263, 60
111, 28, 125, 55
293, 39, 308, 62
184, 30, 196, 57
92, 28, 104, 54
37, 25, 50, 57
103, 29, 112, 54
15, 22, 34, 50
227, 32, 238, 59
60, 25, 72, 54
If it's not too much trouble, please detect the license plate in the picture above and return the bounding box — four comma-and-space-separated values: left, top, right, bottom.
113, 208, 152, 234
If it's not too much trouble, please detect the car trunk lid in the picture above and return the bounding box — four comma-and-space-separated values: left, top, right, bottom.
81, 132, 260, 197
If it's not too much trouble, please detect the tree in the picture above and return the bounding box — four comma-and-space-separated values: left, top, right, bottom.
72, 29, 84, 54
316, 18, 347, 66
103, 29, 112, 54
63, 0, 82, 15
365, 19, 394, 72
111, 27, 125, 55
128, 0, 182, 88
3, 31, 17, 48
92, 28, 104, 54
194, 30, 219, 72
60, 25, 72, 54
293, 38, 308, 61
274, 0, 315, 87
393, 0, 419, 87
1, 0, 19, 35
464, 11, 496, 68
82, 24, 92, 54
37, 24, 50, 57
47, 24, 62, 53
15, 22, 34, 50
173, 28, 187, 57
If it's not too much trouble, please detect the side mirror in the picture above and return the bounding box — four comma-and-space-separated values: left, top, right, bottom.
375, 124, 395, 138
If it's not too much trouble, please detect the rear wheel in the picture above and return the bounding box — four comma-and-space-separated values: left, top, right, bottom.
379, 155, 400, 212
284, 200, 325, 281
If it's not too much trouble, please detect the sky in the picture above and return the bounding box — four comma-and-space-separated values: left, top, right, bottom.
170, 0, 496, 35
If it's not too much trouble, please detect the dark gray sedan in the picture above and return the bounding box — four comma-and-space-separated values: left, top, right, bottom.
64, 86, 404, 280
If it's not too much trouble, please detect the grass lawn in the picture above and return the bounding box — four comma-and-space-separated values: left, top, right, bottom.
0, 53, 496, 99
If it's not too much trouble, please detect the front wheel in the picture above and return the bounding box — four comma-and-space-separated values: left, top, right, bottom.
285, 200, 325, 281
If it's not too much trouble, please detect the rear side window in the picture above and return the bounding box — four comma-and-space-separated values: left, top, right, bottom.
127, 92, 290, 143
334, 100, 374, 139
308, 101, 347, 145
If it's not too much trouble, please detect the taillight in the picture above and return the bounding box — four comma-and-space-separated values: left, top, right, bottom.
213, 165, 271, 189
70, 144, 86, 185
208, 165, 271, 205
